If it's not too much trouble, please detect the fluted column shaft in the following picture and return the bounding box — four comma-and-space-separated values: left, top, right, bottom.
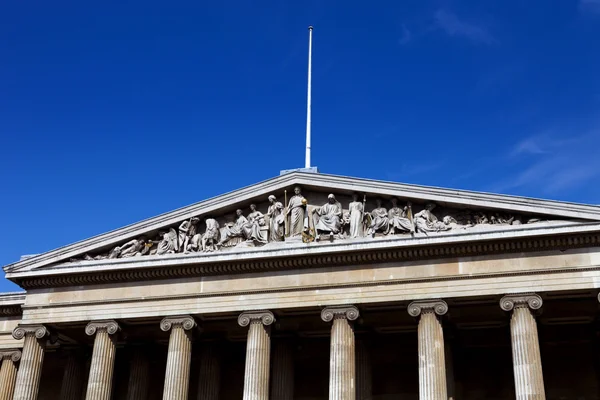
84, 320, 120, 400
271, 340, 294, 400
408, 300, 448, 400
0, 350, 21, 400
501, 294, 546, 400
60, 351, 86, 400
356, 339, 372, 400
127, 347, 150, 400
238, 311, 275, 400
321, 306, 359, 400
161, 316, 196, 400
196, 346, 220, 400
12, 325, 48, 400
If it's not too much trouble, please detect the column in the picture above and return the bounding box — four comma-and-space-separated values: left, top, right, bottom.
500, 294, 546, 400
161, 315, 196, 400
84, 320, 120, 400
196, 345, 220, 400
126, 347, 150, 400
408, 299, 448, 400
321, 305, 359, 400
238, 310, 275, 400
270, 339, 294, 400
0, 349, 21, 400
59, 351, 87, 400
356, 339, 372, 400
11, 325, 49, 400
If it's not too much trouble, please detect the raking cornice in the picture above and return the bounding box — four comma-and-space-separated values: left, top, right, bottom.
5, 171, 600, 276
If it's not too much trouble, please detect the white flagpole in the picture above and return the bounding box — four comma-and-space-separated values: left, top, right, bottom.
305, 26, 313, 169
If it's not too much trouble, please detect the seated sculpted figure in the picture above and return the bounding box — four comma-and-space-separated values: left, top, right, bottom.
367, 199, 389, 237
388, 198, 414, 234
218, 209, 248, 247
414, 203, 451, 233
241, 204, 268, 245
313, 194, 343, 241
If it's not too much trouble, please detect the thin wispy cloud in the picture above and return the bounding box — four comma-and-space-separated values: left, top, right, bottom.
490, 131, 600, 195
399, 24, 412, 45
580, 0, 600, 14
434, 9, 495, 45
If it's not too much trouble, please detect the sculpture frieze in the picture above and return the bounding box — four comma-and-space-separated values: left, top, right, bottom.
76, 185, 563, 262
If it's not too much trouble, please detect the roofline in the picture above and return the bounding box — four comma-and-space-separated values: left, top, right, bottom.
5, 171, 600, 274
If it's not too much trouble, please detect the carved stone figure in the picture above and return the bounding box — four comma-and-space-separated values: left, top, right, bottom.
157, 228, 179, 255
178, 217, 199, 253
241, 204, 268, 245
201, 219, 220, 252
219, 209, 248, 247
118, 237, 146, 258
414, 203, 451, 233
287, 186, 306, 237
388, 198, 414, 234
266, 195, 285, 242
314, 194, 343, 241
348, 193, 364, 238
367, 199, 389, 237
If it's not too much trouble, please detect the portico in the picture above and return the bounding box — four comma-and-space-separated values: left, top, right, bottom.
3, 171, 600, 399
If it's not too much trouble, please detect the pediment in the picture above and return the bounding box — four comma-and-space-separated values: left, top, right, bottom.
5, 171, 600, 277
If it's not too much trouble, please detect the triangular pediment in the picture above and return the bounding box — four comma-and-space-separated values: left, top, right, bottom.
5, 171, 600, 277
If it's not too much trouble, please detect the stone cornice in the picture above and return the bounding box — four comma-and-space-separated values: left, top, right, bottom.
321, 306, 360, 322
5, 171, 600, 275
12, 324, 49, 340
237, 311, 275, 327
10, 229, 600, 289
160, 315, 196, 331
85, 320, 120, 336
0, 349, 21, 362
500, 293, 543, 311
0, 292, 25, 316
407, 300, 448, 317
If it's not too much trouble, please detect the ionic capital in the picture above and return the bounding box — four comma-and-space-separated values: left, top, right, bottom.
85, 320, 121, 336
500, 293, 543, 312
0, 349, 21, 362
407, 299, 448, 317
12, 324, 49, 340
238, 310, 275, 327
160, 315, 197, 332
321, 305, 360, 322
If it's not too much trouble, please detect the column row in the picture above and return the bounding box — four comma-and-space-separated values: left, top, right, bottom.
6, 293, 547, 400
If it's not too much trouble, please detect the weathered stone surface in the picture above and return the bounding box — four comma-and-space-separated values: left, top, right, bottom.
11, 325, 48, 400
322, 306, 359, 400
59, 351, 86, 400
0, 350, 20, 400
500, 294, 546, 399
161, 316, 196, 400
126, 347, 150, 400
239, 311, 274, 400
270, 339, 294, 400
84, 320, 120, 400
196, 345, 220, 400
409, 300, 448, 400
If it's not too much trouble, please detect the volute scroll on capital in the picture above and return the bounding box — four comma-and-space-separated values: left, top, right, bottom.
160, 315, 197, 331
500, 293, 543, 312
237, 310, 275, 327
321, 305, 360, 322
0, 349, 22, 362
12, 324, 49, 340
85, 320, 121, 336
407, 299, 448, 317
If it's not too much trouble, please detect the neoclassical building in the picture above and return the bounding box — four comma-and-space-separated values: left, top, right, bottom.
2, 171, 600, 400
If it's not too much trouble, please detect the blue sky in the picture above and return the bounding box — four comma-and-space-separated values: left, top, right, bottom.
1, 0, 600, 291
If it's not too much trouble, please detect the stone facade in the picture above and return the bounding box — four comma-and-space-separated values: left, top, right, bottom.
3, 172, 600, 399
